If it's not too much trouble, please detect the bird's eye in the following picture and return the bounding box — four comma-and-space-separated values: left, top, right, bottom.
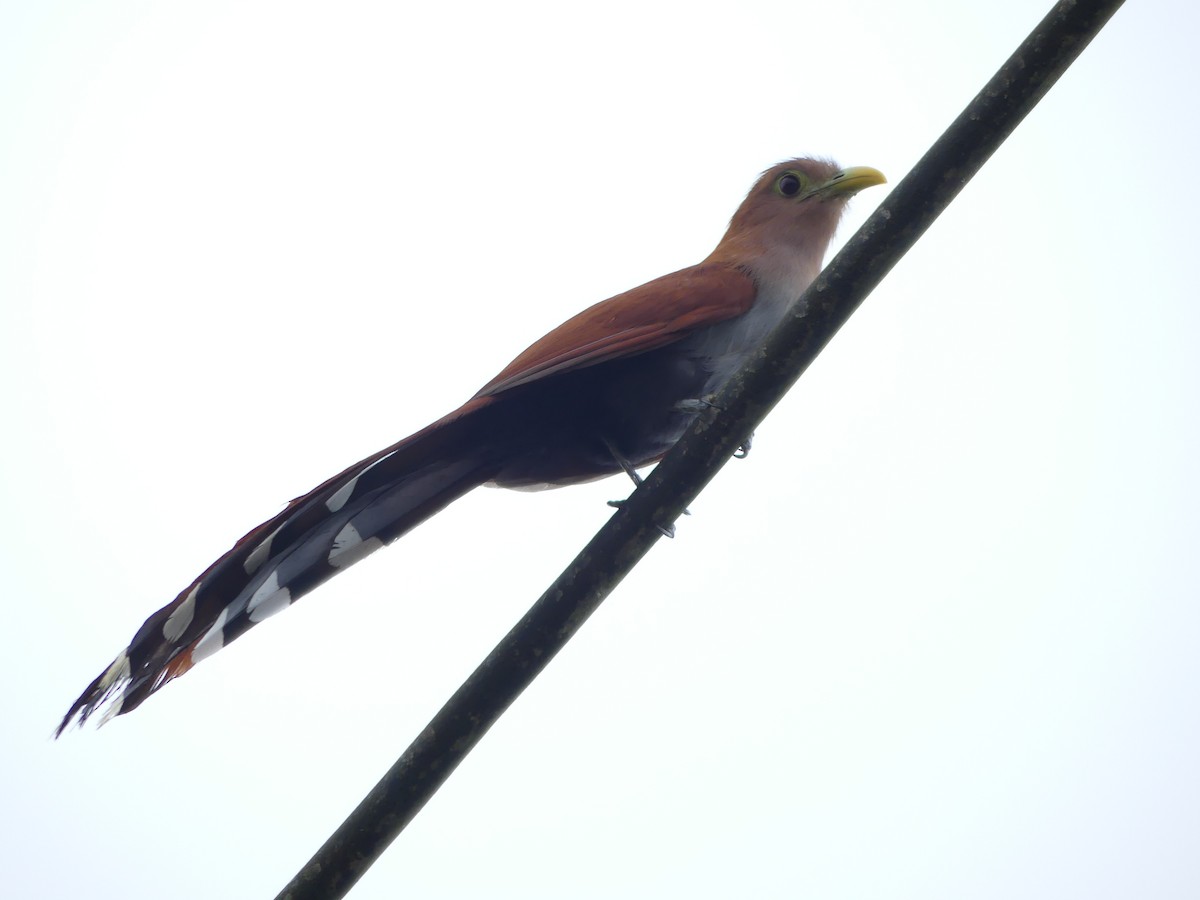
776, 172, 805, 197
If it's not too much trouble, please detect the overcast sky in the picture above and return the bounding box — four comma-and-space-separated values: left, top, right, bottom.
4, 1, 1199, 898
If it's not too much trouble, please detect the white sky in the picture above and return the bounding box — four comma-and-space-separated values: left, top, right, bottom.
4, 1, 1199, 897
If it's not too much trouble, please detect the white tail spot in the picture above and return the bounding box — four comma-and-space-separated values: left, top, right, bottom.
329, 522, 384, 569
244, 522, 285, 575
98, 651, 131, 692
325, 476, 360, 513
90, 652, 132, 728
163, 584, 199, 642
247, 570, 293, 623
325, 452, 395, 513
191, 605, 231, 664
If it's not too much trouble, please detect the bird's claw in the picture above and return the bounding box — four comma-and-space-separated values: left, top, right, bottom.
603, 434, 686, 534
606, 498, 680, 538
674, 394, 722, 414
675, 399, 750, 457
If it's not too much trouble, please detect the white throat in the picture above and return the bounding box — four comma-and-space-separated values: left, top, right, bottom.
681, 244, 826, 397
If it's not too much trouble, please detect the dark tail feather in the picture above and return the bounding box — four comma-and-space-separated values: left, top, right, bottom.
57, 397, 501, 735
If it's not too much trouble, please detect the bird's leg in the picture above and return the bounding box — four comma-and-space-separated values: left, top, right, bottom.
603, 436, 647, 490
734, 431, 754, 459
602, 437, 682, 538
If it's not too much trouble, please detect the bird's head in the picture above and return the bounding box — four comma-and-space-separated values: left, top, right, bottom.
709, 157, 886, 283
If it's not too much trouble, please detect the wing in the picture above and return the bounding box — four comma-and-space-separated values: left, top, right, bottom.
475, 262, 758, 397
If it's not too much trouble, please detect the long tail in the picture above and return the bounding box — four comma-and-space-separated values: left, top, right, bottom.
57, 397, 501, 735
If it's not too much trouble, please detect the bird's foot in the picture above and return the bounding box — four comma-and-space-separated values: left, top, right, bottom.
674, 394, 722, 414
734, 432, 755, 459
605, 498, 678, 538
602, 435, 687, 534
674, 399, 750, 457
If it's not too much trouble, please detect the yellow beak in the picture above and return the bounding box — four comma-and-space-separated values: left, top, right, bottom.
816, 166, 887, 198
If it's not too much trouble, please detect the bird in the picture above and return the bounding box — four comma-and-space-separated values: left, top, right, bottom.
56, 157, 885, 735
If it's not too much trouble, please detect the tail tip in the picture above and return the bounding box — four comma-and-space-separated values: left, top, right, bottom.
54, 650, 132, 738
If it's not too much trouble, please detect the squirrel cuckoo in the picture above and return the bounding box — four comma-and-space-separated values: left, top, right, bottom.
57, 157, 885, 734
